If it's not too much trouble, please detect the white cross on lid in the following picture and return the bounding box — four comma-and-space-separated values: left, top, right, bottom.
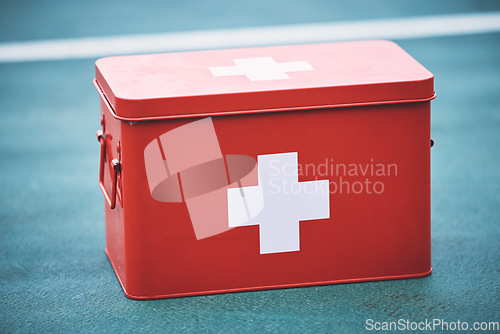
209, 57, 314, 81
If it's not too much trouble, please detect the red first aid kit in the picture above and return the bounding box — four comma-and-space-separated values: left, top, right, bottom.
94, 40, 435, 299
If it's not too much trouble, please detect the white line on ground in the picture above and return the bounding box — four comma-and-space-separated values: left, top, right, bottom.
1, 12, 500, 63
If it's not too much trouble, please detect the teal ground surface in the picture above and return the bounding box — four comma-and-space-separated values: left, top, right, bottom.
0, 1, 499, 333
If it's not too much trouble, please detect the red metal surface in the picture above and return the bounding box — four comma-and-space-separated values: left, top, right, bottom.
95, 41, 434, 299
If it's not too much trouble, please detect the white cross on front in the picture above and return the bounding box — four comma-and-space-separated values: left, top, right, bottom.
209, 57, 314, 81
227, 152, 330, 254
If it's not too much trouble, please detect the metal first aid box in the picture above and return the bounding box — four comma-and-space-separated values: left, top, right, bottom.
94, 40, 435, 299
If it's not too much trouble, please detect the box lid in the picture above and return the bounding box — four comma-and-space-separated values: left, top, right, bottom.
95, 40, 434, 121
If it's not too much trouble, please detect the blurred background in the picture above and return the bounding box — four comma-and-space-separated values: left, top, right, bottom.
1, 1, 499, 332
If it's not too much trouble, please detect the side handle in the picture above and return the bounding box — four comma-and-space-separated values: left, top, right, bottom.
97, 129, 121, 209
